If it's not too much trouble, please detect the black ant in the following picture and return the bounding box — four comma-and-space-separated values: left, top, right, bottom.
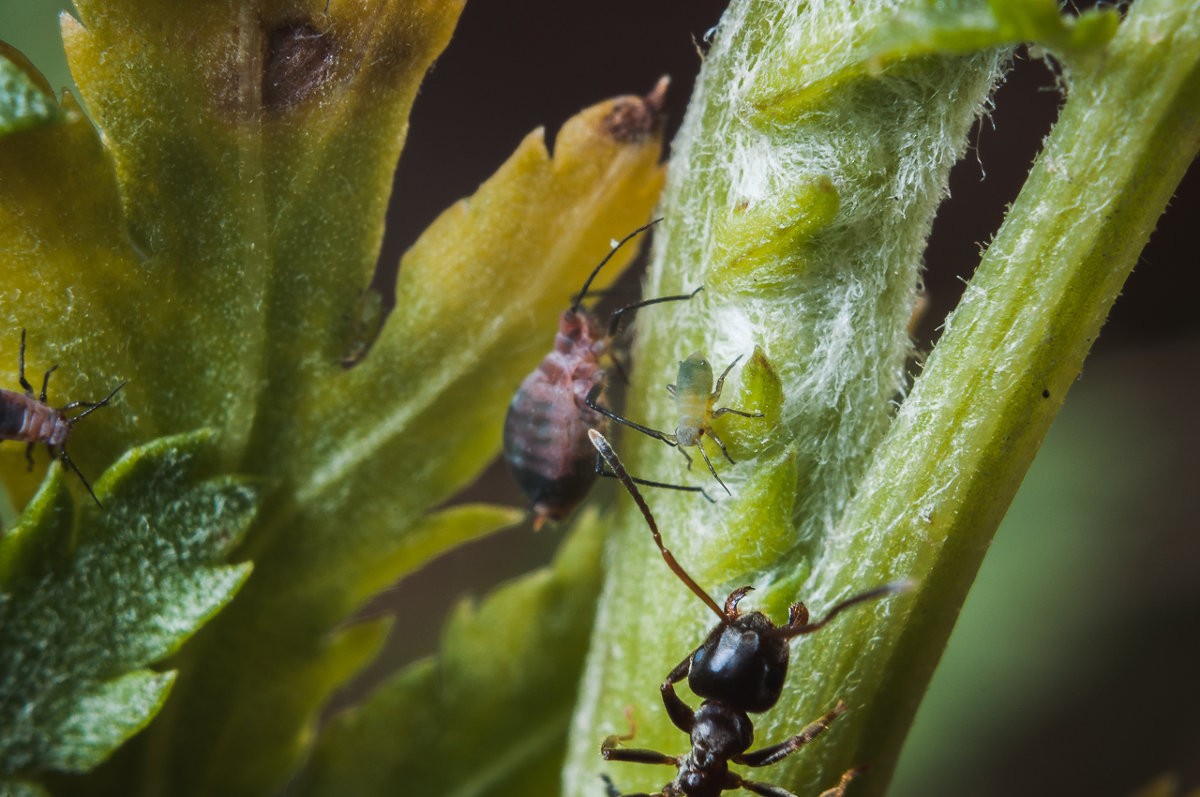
587, 352, 763, 495
0, 329, 126, 507
502, 220, 711, 529
589, 428, 905, 797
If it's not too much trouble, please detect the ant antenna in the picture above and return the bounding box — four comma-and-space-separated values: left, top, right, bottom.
768, 581, 913, 639
569, 218, 663, 315
588, 428, 726, 622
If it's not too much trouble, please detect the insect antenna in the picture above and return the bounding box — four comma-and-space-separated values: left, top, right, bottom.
569, 218, 663, 315
769, 581, 912, 639
588, 428, 726, 622
61, 380, 128, 422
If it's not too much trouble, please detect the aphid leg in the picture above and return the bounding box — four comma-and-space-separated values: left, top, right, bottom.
732, 701, 846, 768
660, 655, 696, 732
58, 449, 103, 508
24, 442, 35, 471
606, 285, 704, 338
599, 774, 659, 797
665, 384, 675, 398
693, 440, 731, 496
710, 355, 743, 403
706, 426, 737, 465
38, 364, 58, 404
711, 406, 763, 419
17, 329, 34, 396
593, 451, 715, 504
585, 385, 678, 448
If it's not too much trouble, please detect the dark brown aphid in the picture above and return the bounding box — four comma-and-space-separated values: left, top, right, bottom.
590, 429, 906, 797
502, 220, 709, 529
0, 330, 126, 507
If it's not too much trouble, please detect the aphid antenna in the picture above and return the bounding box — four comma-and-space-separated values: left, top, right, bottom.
62, 379, 128, 422
568, 218, 663, 316
606, 285, 704, 339
588, 428, 727, 622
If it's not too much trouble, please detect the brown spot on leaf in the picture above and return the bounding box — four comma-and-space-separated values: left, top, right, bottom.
262, 21, 339, 111
603, 75, 670, 142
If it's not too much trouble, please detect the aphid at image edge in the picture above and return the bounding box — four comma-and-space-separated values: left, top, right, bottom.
502, 220, 710, 529
589, 428, 907, 797
588, 352, 763, 495
0, 329, 126, 507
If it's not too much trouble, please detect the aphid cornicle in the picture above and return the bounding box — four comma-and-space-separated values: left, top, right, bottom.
587, 352, 763, 495
0, 329, 126, 507
502, 220, 710, 529
589, 429, 906, 797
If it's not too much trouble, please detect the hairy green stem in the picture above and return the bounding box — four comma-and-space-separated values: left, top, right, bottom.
563, 0, 1198, 795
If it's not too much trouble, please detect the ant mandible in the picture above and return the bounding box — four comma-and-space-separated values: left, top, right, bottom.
503, 219, 711, 529
587, 352, 763, 495
589, 429, 905, 797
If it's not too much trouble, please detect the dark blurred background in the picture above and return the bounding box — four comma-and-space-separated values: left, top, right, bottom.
1, 1, 1196, 795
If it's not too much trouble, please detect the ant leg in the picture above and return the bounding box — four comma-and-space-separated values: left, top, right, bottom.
607, 285, 703, 337
18, 329, 33, 395
734, 767, 864, 797
585, 384, 678, 446
732, 701, 846, 768
593, 450, 715, 503
24, 442, 35, 471
601, 714, 676, 768
58, 449, 104, 508
694, 442, 730, 495
710, 355, 743, 403
728, 777, 798, 797
660, 655, 695, 732
599, 774, 659, 797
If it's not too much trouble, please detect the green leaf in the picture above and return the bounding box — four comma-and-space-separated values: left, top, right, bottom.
0, 430, 258, 779
0, 43, 61, 136
3, 0, 667, 791
302, 509, 606, 797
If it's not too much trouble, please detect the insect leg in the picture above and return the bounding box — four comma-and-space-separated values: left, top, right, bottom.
732, 701, 845, 768
585, 384, 677, 446
599, 774, 659, 797
38, 365, 59, 404
693, 441, 731, 495
706, 427, 738, 466
711, 406, 763, 419
24, 442, 35, 471
660, 654, 696, 732
710, 355, 743, 403
607, 285, 703, 338
58, 449, 103, 508
17, 329, 33, 395
601, 710, 677, 768
729, 777, 799, 797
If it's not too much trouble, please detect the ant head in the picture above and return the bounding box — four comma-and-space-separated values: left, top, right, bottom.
688, 609, 790, 714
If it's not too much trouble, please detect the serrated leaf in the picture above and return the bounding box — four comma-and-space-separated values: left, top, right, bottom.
0, 430, 259, 779
302, 509, 606, 797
